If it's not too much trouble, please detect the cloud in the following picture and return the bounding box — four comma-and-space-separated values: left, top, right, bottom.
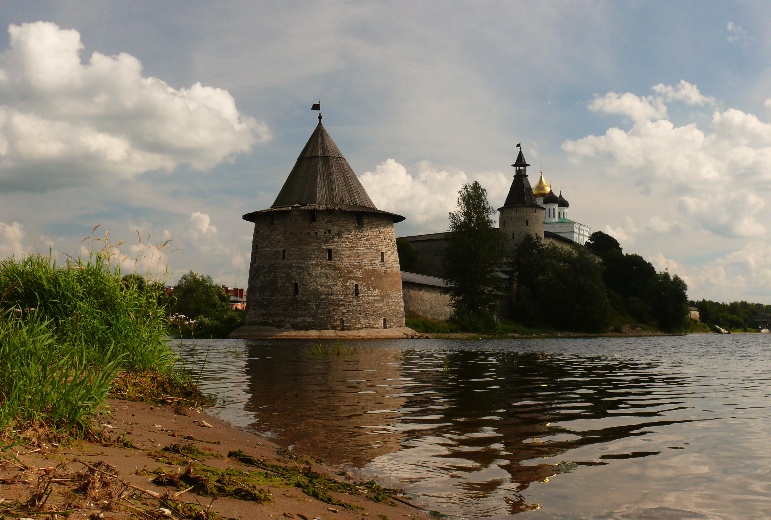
658, 241, 771, 302
589, 91, 667, 123
678, 192, 766, 237
359, 159, 510, 235
0, 220, 25, 258
0, 22, 269, 192
563, 81, 771, 240
186, 212, 217, 237
652, 80, 715, 106
726, 21, 751, 45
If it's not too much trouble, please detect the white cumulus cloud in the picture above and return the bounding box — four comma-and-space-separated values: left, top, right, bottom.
0, 22, 269, 192
0, 220, 25, 258
359, 159, 510, 235
563, 81, 771, 241
187, 212, 217, 236
589, 91, 668, 123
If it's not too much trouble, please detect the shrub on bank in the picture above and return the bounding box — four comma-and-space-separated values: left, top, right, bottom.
0, 252, 176, 433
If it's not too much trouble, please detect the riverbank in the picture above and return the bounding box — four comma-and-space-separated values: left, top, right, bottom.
0, 399, 429, 520
230, 325, 424, 340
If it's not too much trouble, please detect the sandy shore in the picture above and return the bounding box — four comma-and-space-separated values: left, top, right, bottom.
0, 399, 431, 520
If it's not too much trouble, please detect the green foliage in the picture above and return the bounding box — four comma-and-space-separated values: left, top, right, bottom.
693, 299, 770, 331
586, 230, 622, 257
604, 253, 657, 300
512, 238, 610, 332
582, 231, 690, 332
0, 312, 119, 432
0, 252, 174, 433
441, 181, 508, 332
0, 253, 173, 372
649, 272, 689, 332
170, 271, 243, 338
172, 271, 230, 321
406, 317, 462, 334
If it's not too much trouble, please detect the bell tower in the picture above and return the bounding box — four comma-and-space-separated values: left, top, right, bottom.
497, 145, 544, 249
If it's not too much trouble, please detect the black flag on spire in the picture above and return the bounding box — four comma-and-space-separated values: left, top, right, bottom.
311, 102, 321, 111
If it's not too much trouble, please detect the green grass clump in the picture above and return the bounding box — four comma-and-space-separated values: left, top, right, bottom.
0, 313, 119, 433
405, 317, 461, 334
0, 251, 175, 435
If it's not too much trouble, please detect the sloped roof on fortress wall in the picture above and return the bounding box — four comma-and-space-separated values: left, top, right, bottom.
244, 121, 404, 223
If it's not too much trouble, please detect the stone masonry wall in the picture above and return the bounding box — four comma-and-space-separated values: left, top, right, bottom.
402, 282, 452, 321
499, 206, 544, 252
246, 209, 405, 330
404, 234, 447, 277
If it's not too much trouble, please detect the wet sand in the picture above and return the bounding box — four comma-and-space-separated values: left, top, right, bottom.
0, 399, 430, 519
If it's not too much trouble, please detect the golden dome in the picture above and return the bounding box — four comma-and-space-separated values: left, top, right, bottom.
532, 172, 551, 197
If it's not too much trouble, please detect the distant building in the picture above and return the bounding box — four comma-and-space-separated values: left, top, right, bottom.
237, 113, 406, 332
222, 286, 246, 311
399, 146, 592, 320
532, 170, 591, 245
401, 146, 591, 276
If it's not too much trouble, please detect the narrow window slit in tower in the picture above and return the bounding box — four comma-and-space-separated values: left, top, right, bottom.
327, 249, 333, 261
293, 282, 299, 295
383, 318, 388, 329
380, 252, 385, 263
282, 249, 286, 260
354, 283, 359, 296
356, 213, 364, 227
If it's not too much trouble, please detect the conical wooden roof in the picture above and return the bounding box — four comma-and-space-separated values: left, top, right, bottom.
244, 120, 404, 223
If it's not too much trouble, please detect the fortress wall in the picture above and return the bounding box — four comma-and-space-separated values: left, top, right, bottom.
246, 209, 405, 330
402, 282, 452, 321
403, 234, 447, 276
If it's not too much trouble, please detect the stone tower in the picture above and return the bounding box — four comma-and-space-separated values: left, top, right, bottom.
498, 147, 544, 249
241, 115, 406, 331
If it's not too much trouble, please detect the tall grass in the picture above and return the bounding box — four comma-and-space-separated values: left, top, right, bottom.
0, 250, 174, 433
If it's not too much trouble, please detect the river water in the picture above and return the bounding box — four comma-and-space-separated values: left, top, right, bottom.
172, 335, 771, 519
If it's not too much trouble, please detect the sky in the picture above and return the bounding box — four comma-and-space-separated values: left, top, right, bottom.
0, 1, 770, 303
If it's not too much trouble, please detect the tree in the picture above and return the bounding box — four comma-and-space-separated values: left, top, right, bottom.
586, 231, 622, 257
603, 253, 657, 300
440, 181, 508, 331
171, 271, 230, 321
649, 272, 689, 332
512, 240, 610, 332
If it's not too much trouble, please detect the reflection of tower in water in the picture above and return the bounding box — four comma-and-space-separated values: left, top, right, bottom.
242, 341, 407, 467
365, 348, 683, 517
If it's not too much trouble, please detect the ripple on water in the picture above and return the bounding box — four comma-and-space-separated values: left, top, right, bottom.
174, 334, 771, 519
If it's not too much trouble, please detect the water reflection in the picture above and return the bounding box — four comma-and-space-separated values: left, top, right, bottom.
364, 347, 697, 515
176, 336, 771, 518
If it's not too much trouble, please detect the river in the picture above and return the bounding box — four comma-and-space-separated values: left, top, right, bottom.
172, 334, 771, 519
